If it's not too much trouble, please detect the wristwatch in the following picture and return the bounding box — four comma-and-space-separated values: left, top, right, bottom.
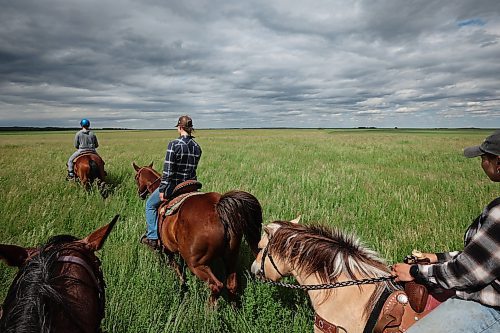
409, 265, 424, 283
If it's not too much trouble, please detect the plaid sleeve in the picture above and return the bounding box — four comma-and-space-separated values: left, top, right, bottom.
158, 140, 177, 195
436, 251, 461, 262
420, 204, 500, 290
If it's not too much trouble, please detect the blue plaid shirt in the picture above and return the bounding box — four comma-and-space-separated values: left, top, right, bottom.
158, 135, 202, 197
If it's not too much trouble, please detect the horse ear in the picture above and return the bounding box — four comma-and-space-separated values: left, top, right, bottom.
133, 162, 141, 171
0, 244, 30, 267
290, 215, 301, 224
148, 161, 153, 168
264, 223, 281, 236
81, 215, 119, 251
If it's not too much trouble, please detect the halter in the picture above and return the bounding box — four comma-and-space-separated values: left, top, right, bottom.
257, 234, 395, 291
260, 236, 286, 279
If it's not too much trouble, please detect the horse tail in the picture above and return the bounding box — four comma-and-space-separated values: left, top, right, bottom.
216, 190, 262, 256
89, 160, 99, 182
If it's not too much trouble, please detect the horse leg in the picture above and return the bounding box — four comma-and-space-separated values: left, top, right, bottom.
159, 249, 186, 286
189, 264, 224, 304
224, 247, 240, 302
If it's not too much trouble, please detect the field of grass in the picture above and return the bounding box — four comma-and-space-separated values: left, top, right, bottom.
0, 128, 497, 332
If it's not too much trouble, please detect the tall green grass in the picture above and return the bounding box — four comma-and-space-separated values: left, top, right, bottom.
0, 128, 496, 332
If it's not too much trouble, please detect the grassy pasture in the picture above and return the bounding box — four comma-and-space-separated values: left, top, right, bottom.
0, 128, 497, 332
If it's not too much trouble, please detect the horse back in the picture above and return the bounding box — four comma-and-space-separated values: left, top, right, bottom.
161, 192, 225, 258
74, 153, 105, 182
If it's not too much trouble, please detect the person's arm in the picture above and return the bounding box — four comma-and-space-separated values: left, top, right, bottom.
158, 140, 177, 197
422, 206, 500, 290
400, 204, 500, 290
74, 132, 80, 149
93, 133, 99, 149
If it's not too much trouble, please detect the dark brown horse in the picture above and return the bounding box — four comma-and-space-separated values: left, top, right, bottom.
0, 215, 119, 333
132, 162, 262, 302
73, 153, 108, 197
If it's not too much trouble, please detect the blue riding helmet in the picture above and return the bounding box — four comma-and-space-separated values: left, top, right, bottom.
80, 118, 90, 127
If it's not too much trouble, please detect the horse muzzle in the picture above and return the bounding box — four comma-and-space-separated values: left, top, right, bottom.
250, 260, 263, 278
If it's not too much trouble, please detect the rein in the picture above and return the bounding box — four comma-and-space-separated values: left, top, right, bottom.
258, 236, 395, 291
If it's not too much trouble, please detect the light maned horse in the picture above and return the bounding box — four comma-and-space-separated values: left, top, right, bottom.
0, 215, 119, 333
251, 218, 435, 333
133, 163, 263, 302
74, 153, 108, 197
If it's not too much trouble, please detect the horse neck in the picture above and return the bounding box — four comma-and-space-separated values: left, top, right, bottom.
52, 250, 103, 332
292, 270, 378, 333
144, 169, 160, 185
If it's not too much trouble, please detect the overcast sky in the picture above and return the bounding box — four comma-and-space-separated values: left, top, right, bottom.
1, 0, 499, 129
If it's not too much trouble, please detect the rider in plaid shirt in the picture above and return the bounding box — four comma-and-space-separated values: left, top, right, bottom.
141, 115, 202, 249
393, 130, 500, 332
159, 134, 201, 199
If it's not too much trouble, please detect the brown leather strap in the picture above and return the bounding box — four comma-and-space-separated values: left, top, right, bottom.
58, 255, 100, 290
373, 291, 406, 333
373, 289, 436, 333
315, 313, 339, 333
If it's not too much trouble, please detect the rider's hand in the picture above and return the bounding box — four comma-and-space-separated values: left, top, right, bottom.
420, 253, 438, 264
391, 263, 413, 282
159, 192, 165, 201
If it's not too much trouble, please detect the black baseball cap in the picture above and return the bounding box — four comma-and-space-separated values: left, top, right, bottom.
463, 130, 500, 158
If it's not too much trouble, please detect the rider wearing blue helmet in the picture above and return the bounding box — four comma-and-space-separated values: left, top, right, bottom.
66, 118, 100, 179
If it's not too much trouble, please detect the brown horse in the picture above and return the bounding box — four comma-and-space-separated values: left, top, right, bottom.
251, 218, 439, 333
0, 215, 119, 333
132, 162, 262, 302
74, 153, 108, 197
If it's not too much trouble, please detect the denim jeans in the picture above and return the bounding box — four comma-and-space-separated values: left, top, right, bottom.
67, 149, 96, 172
145, 188, 162, 240
407, 298, 500, 333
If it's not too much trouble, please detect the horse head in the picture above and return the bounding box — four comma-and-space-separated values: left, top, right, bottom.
0, 215, 119, 333
132, 162, 160, 199
250, 217, 301, 281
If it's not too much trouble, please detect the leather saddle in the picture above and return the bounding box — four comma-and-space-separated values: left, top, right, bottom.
73, 152, 101, 163
158, 180, 203, 217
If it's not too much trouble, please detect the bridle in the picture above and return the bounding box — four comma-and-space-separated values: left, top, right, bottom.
257, 234, 395, 291
55, 246, 106, 319
135, 167, 161, 198
260, 237, 286, 279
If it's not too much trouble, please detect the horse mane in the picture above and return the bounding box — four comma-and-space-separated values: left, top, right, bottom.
267, 221, 395, 316
0, 235, 90, 333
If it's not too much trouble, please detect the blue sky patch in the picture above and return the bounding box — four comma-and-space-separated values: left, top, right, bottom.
457, 18, 486, 27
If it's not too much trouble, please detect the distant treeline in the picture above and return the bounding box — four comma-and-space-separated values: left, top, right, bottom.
0, 126, 486, 132
0, 127, 129, 131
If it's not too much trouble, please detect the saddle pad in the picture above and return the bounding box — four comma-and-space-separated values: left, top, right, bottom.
73, 152, 98, 163
159, 192, 205, 216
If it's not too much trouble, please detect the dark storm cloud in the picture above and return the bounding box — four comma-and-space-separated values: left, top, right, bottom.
0, 0, 499, 128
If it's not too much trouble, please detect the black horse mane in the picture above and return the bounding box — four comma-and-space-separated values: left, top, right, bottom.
0, 235, 88, 333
